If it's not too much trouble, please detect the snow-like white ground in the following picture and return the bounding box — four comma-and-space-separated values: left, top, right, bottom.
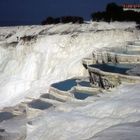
0, 22, 140, 140
0, 22, 139, 108
26, 83, 140, 140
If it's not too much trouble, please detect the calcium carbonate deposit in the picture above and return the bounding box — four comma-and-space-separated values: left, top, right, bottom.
0, 22, 140, 140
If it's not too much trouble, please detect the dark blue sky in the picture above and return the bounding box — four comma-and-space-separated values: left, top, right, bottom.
0, 0, 136, 26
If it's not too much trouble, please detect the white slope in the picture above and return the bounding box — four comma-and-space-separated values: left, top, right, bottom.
26, 83, 140, 140
91, 121, 140, 140
0, 22, 139, 108
0, 22, 140, 140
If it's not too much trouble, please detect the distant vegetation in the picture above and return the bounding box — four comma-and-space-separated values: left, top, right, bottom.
42, 16, 84, 25
41, 3, 140, 25
91, 3, 140, 23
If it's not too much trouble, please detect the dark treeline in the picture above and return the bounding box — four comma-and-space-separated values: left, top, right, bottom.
91, 3, 140, 23
42, 16, 84, 25
41, 3, 140, 25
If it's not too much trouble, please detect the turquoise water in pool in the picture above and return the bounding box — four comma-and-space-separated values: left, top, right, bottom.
90, 63, 138, 75
78, 81, 91, 87
74, 92, 93, 100
52, 79, 91, 91
51, 79, 78, 91
28, 99, 52, 110
0, 112, 14, 122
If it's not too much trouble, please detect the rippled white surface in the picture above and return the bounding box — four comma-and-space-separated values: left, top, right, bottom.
26, 84, 140, 140
0, 22, 138, 108
0, 22, 140, 140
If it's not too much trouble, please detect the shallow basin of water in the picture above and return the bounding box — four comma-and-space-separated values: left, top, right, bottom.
90, 63, 139, 75
28, 99, 52, 110
0, 112, 14, 122
78, 81, 91, 87
51, 79, 78, 91
74, 92, 93, 100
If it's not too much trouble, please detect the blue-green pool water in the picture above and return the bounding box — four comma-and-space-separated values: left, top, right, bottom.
90, 63, 138, 75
